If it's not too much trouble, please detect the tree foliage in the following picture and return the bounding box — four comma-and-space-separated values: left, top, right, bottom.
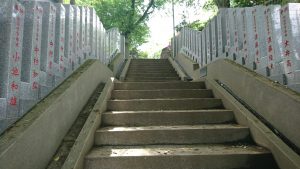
77, 0, 169, 51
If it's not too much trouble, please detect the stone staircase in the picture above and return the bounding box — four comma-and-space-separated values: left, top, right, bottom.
84, 59, 278, 169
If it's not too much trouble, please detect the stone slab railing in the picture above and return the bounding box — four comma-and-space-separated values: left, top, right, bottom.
0, 0, 125, 134
172, 3, 300, 93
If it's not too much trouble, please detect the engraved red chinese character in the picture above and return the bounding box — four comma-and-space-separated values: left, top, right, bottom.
32, 70, 38, 78
9, 96, 17, 106
49, 50, 53, 57
12, 52, 20, 62
268, 46, 273, 52
268, 55, 273, 62
285, 50, 290, 57
11, 81, 19, 91
287, 60, 292, 67
284, 40, 289, 47
34, 57, 39, 65
49, 61, 53, 69
32, 82, 39, 90
267, 37, 272, 43
11, 67, 20, 76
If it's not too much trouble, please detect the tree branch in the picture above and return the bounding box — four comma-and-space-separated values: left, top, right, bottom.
133, 0, 154, 27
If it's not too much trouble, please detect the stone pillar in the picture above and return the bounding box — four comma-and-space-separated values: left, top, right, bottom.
19, 1, 43, 115
89, 8, 97, 58
231, 8, 241, 61
85, 7, 91, 58
102, 25, 107, 62
206, 24, 211, 64
211, 17, 217, 62
54, 3, 65, 85
280, 3, 300, 91
264, 5, 283, 83
217, 8, 226, 58
79, 6, 86, 60
225, 8, 235, 59
97, 18, 101, 60
0, 0, 25, 126
73, 6, 81, 68
252, 6, 268, 75
39, 1, 56, 98
201, 29, 206, 66
238, 7, 254, 67
197, 31, 202, 65
63, 5, 74, 76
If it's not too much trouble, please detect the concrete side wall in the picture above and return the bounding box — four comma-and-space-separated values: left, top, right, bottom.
205, 59, 300, 150
62, 78, 116, 169
175, 54, 200, 81
120, 58, 131, 81
109, 53, 125, 77
206, 78, 300, 169
0, 60, 113, 169
168, 57, 189, 81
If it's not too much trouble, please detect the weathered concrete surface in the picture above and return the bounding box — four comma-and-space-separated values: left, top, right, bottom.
95, 124, 250, 145
125, 77, 180, 82
0, 60, 113, 169
102, 110, 235, 126
119, 58, 131, 81
206, 78, 300, 169
108, 53, 125, 77
111, 89, 213, 99
205, 59, 300, 151
175, 53, 201, 80
107, 98, 223, 111
85, 145, 275, 169
126, 72, 178, 78
114, 81, 206, 90
168, 57, 189, 81
61, 78, 116, 169
85, 59, 278, 169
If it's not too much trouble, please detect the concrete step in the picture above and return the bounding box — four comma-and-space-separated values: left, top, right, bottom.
126, 71, 177, 75
95, 124, 250, 145
125, 77, 180, 82
128, 67, 175, 70
129, 64, 173, 67
126, 74, 179, 78
131, 59, 169, 62
114, 82, 206, 90
126, 72, 178, 77
129, 64, 172, 67
85, 144, 277, 169
111, 89, 213, 99
107, 98, 223, 111
102, 110, 235, 126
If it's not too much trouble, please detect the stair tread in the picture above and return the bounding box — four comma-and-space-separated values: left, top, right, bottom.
98, 124, 247, 132
103, 109, 231, 114
115, 81, 204, 84
86, 144, 270, 158
109, 98, 221, 101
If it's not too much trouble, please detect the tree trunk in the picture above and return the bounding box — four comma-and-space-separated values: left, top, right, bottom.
70, 0, 76, 5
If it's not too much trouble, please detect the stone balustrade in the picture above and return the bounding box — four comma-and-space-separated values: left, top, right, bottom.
0, 0, 124, 134
173, 3, 300, 93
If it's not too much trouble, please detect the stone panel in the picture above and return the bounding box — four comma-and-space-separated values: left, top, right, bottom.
0, 1, 25, 119
20, 1, 43, 115
54, 3, 66, 85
